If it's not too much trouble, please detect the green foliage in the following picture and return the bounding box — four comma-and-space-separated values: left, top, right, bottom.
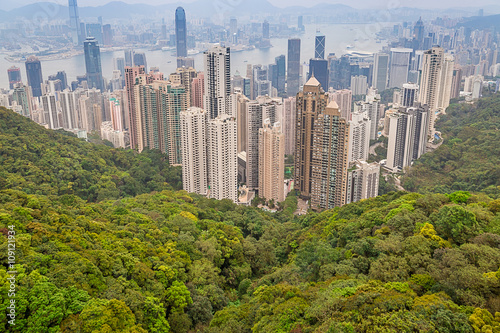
402, 93, 500, 198
0, 107, 181, 202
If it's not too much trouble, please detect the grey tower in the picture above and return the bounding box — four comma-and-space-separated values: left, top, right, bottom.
315, 34, 325, 59
25, 56, 43, 98
287, 38, 301, 97
175, 7, 188, 58
68, 0, 81, 45
84, 37, 103, 91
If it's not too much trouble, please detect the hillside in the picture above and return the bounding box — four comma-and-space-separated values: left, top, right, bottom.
402, 93, 500, 198
0, 188, 499, 332
0, 107, 182, 202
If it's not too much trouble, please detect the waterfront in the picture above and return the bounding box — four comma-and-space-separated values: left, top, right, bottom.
0, 23, 391, 90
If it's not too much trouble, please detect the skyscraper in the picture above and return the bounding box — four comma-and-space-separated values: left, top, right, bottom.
401, 83, 419, 107
310, 100, 349, 210
86, 23, 103, 46
180, 107, 209, 195
259, 120, 285, 203
191, 72, 205, 108
274, 55, 286, 96
103, 24, 113, 45
315, 33, 325, 59
262, 20, 270, 39
419, 47, 454, 136
84, 37, 103, 91
203, 45, 231, 119
7, 66, 21, 89
388, 48, 412, 88
175, 7, 188, 58
295, 77, 329, 199
68, 0, 81, 45
287, 38, 301, 97
413, 17, 425, 50
329, 89, 352, 121
133, 52, 147, 72
124, 49, 134, 67
373, 53, 389, 91
298, 16, 304, 31
25, 56, 43, 98
12, 85, 31, 118
283, 97, 296, 156
125, 66, 146, 149
207, 114, 238, 202
348, 111, 370, 163
308, 59, 329, 90
350, 75, 368, 96
346, 161, 380, 204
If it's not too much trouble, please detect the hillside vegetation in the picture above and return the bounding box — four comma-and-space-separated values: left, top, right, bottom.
402, 93, 500, 198
0, 107, 182, 202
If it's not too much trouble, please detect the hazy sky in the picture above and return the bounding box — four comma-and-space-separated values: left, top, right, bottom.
3, 0, 500, 11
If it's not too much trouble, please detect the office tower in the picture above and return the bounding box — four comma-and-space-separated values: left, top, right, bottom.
124, 49, 134, 67
298, 16, 304, 31
328, 54, 351, 90
283, 96, 296, 155
84, 37, 103, 91
329, 89, 352, 121
411, 50, 424, 71
191, 72, 205, 108
8, 66, 21, 89
203, 45, 231, 119
68, 0, 81, 45
308, 59, 329, 90
386, 104, 429, 172
310, 100, 349, 210
12, 84, 31, 118
350, 75, 368, 96
41, 94, 60, 129
114, 57, 125, 80
230, 18, 237, 36
133, 53, 147, 72
102, 24, 112, 45
262, 20, 270, 39
295, 77, 329, 199
287, 38, 301, 97
125, 66, 146, 148
134, 78, 186, 165
48, 71, 68, 91
246, 96, 280, 190
346, 161, 380, 204
315, 33, 325, 59
388, 48, 412, 88
348, 111, 370, 163
25, 56, 43, 98
207, 114, 238, 202
86, 23, 103, 45
413, 17, 425, 50
175, 7, 188, 58
451, 66, 462, 99
181, 107, 209, 195
234, 91, 249, 153
273, 55, 286, 96
258, 120, 285, 203
419, 47, 454, 136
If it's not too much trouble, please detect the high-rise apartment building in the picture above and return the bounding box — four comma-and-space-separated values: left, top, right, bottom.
295, 77, 329, 199
329, 89, 352, 121
348, 111, 370, 163
84, 37, 103, 91
175, 7, 188, 58
25, 56, 43, 98
170, 67, 197, 108
386, 104, 429, 172
207, 114, 238, 202
12, 85, 31, 118
310, 100, 349, 210
373, 53, 389, 91
125, 66, 146, 149
346, 161, 380, 204
388, 48, 412, 88
401, 83, 419, 107
283, 96, 296, 155
287, 38, 301, 97
258, 120, 285, 203
191, 72, 205, 108
41, 94, 60, 129
203, 45, 231, 119
354, 90, 380, 140
235, 91, 249, 153
351, 75, 368, 96
180, 107, 208, 195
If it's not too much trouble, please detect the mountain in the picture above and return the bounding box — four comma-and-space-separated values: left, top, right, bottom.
0, 107, 182, 201
458, 13, 500, 30
402, 93, 500, 198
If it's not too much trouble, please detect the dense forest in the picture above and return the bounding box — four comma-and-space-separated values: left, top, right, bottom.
0, 97, 499, 332
0, 107, 182, 202
402, 94, 500, 198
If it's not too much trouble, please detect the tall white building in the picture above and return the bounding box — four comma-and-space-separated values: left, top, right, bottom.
373, 53, 389, 91
346, 160, 380, 204
350, 75, 368, 96
401, 83, 419, 107
419, 47, 454, 137
258, 120, 285, 203
348, 111, 371, 163
354, 89, 380, 141
203, 45, 231, 119
180, 107, 209, 196
388, 48, 412, 88
207, 114, 238, 202
41, 94, 60, 129
283, 96, 296, 155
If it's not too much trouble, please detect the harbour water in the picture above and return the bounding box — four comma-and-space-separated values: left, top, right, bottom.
0, 23, 392, 90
